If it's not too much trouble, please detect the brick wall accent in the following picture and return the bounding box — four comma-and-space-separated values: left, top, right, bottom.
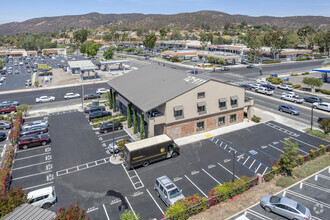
163, 109, 243, 139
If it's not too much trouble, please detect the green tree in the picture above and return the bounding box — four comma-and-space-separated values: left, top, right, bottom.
218, 59, 225, 65
318, 118, 330, 134
125, 47, 136, 53
34, 81, 39, 87
133, 109, 137, 134
139, 114, 145, 139
104, 48, 114, 60
297, 25, 315, 49
0, 60, 4, 70
314, 31, 330, 55
245, 31, 262, 63
170, 56, 180, 62
284, 33, 301, 49
73, 29, 89, 44
170, 28, 181, 40
0, 186, 27, 218
121, 210, 140, 220
159, 27, 169, 37
263, 30, 285, 59
109, 89, 113, 107
206, 56, 216, 63
127, 103, 132, 128
278, 140, 299, 175
16, 104, 33, 117
302, 77, 323, 92
199, 32, 208, 48
103, 33, 113, 42
161, 47, 169, 52
116, 46, 125, 52
112, 92, 116, 112
143, 33, 157, 52
136, 48, 144, 54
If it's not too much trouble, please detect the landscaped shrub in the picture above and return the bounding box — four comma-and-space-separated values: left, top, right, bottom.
251, 115, 261, 123
263, 60, 281, 64
314, 57, 326, 59
302, 72, 310, 75
309, 149, 316, 160
292, 84, 301, 89
290, 73, 298, 76
297, 154, 304, 165
319, 145, 326, 155
271, 165, 279, 175
320, 89, 330, 95
121, 210, 140, 220
92, 123, 102, 128
266, 77, 282, 85
282, 82, 293, 85
164, 194, 207, 220
55, 203, 88, 220
264, 172, 275, 182
296, 58, 309, 61
0, 186, 27, 218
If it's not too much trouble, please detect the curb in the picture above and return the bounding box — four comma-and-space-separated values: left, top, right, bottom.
109, 155, 124, 165
225, 165, 330, 220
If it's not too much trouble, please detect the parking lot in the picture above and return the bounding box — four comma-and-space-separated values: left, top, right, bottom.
230, 167, 330, 220
9, 113, 329, 220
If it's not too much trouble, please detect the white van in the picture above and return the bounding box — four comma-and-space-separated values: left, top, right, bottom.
313, 102, 330, 112
27, 186, 57, 208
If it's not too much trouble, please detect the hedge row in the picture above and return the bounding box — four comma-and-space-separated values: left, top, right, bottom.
296, 58, 310, 61
90, 113, 122, 123
314, 57, 326, 59
263, 60, 281, 64
301, 72, 310, 75
266, 77, 282, 85
263, 144, 329, 183
163, 176, 258, 219
290, 73, 298, 76
0, 116, 11, 121
92, 116, 126, 128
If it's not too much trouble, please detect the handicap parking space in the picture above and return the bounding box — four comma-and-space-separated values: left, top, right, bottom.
230, 167, 330, 220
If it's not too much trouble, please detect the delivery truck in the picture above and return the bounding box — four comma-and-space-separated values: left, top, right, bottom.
123, 134, 179, 170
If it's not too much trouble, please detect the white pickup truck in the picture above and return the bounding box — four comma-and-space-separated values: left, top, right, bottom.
281, 94, 304, 103
256, 87, 274, 95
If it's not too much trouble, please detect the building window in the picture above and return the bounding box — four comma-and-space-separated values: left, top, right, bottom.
230, 114, 237, 123
197, 92, 205, 99
230, 96, 238, 107
218, 116, 225, 126
174, 110, 183, 117
173, 106, 184, 119
197, 101, 206, 114
196, 121, 205, 131
219, 98, 227, 110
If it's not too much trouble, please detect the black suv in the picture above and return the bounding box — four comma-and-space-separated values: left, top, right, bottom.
89, 111, 111, 121
84, 105, 105, 113
84, 93, 101, 100
99, 122, 122, 133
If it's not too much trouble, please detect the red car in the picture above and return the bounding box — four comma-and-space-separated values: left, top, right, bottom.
0, 105, 16, 114
18, 135, 51, 149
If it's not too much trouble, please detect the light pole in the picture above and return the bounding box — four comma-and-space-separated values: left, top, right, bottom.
80, 72, 84, 109
232, 154, 236, 182
310, 105, 314, 131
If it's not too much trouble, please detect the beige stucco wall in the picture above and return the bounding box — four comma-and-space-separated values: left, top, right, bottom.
164, 80, 245, 124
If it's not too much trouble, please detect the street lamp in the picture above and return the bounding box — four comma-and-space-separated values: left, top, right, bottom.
310, 104, 314, 131
80, 72, 84, 109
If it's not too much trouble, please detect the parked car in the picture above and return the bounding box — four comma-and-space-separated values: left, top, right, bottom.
35, 96, 55, 103
188, 69, 198, 74
313, 102, 330, 112
247, 64, 254, 68
108, 138, 134, 153
18, 134, 51, 149
89, 111, 111, 121
99, 122, 123, 133
281, 94, 304, 104
96, 88, 110, 94
278, 104, 300, 115
64, 93, 80, 99
22, 120, 49, 130
154, 176, 185, 206
304, 96, 323, 103
249, 84, 262, 91
260, 195, 311, 220
278, 84, 294, 91
25, 80, 32, 86
14, 70, 19, 74
84, 93, 101, 100
38, 71, 53, 76
20, 125, 48, 136
0, 104, 16, 114
282, 92, 297, 96
0, 132, 6, 142
256, 87, 274, 96
262, 84, 275, 90
0, 120, 12, 129
83, 105, 105, 113
239, 84, 252, 90
27, 186, 57, 209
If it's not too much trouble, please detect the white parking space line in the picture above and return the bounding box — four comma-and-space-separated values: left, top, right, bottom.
290, 137, 318, 149
103, 204, 110, 220
146, 189, 164, 215
14, 152, 50, 161
243, 156, 250, 165
101, 134, 130, 143
125, 196, 137, 218
217, 163, 240, 179
184, 175, 207, 197
13, 161, 51, 171
24, 181, 53, 191
16, 145, 50, 153
202, 168, 222, 185
248, 160, 256, 169
98, 130, 124, 137
302, 181, 330, 193
279, 140, 308, 154
312, 216, 323, 220
317, 174, 330, 181
268, 144, 284, 153
247, 209, 273, 220
262, 167, 268, 176
255, 163, 262, 173
121, 163, 144, 190
12, 170, 52, 181
286, 190, 330, 208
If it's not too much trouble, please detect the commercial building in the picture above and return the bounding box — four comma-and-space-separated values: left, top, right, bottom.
42, 48, 67, 55
107, 64, 254, 139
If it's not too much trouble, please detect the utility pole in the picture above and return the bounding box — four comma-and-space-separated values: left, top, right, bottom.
310, 105, 314, 131
112, 123, 115, 158
232, 154, 236, 182
81, 73, 84, 109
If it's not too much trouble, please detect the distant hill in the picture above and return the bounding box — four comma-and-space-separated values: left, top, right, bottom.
0, 10, 329, 35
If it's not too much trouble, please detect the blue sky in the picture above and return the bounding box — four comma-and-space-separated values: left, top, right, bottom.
1, 0, 329, 24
